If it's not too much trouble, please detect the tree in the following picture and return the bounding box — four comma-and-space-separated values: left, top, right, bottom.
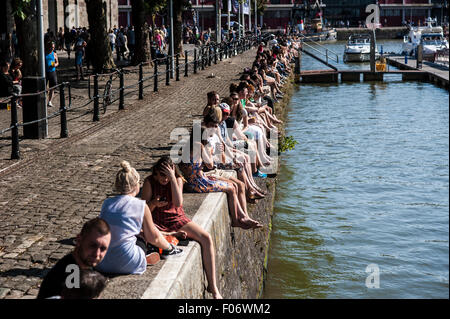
11, 0, 39, 76
256, 0, 267, 16
170, 0, 189, 56
130, 0, 167, 65
147, 0, 167, 30
131, 0, 151, 65
85, 0, 115, 72
130, 0, 188, 62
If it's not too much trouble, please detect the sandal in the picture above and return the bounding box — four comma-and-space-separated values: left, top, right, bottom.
146, 252, 160, 265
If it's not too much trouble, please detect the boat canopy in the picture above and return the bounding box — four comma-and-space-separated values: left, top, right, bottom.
348, 34, 371, 44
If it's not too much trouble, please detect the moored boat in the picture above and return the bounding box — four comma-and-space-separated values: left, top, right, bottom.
402, 17, 449, 58
343, 34, 379, 63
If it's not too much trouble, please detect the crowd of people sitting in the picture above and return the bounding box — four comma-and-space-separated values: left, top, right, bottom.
35, 34, 299, 299
0, 58, 23, 105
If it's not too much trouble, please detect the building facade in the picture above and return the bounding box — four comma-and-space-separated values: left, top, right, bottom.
378, 0, 448, 26
188, 0, 448, 30
1, 0, 118, 37
118, 0, 132, 28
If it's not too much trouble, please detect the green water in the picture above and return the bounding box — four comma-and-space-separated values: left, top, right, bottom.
263, 41, 449, 299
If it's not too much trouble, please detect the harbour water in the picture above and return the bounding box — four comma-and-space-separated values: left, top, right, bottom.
263, 40, 449, 298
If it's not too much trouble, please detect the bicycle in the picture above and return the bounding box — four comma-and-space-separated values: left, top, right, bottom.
102, 70, 119, 114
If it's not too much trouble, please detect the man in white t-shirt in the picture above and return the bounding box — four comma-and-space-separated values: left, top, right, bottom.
268, 34, 278, 51
108, 30, 116, 52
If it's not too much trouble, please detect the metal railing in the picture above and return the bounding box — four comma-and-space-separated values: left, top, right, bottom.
0, 81, 72, 159
433, 48, 449, 67
0, 35, 265, 160
301, 39, 340, 64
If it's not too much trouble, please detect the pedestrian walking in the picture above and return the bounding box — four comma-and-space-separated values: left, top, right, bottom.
57, 27, 64, 51
127, 26, 135, 60
45, 41, 59, 107
108, 29, 116, 53
74, 35, 87, 81
116, 29, 125, 61
65, 29, 74, 60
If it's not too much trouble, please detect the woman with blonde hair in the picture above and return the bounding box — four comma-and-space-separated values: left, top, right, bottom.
96, 161, 182, 275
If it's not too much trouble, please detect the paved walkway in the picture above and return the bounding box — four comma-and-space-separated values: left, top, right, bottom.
386, 55, 449, 82
0, 45, 199, 171
0, 46, 258, 299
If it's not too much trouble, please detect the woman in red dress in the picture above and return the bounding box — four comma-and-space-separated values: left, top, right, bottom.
141, 156, 222, 299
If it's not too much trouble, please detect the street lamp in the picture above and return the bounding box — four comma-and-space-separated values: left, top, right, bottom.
37, 0, 48, 136
169, 0, 174, 77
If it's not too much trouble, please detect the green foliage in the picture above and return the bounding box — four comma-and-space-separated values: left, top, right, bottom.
256, 0, 267, 14
11, 0, 33, 20
145, 0, 167, 13
279, 135, 298, 153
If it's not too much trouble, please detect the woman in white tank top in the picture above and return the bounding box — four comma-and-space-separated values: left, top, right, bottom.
96, 161, 174, 275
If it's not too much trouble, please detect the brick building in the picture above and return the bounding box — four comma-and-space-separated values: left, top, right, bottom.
118, 0, 132, 27
379, 0, 448, 26
187, 0, 448, 30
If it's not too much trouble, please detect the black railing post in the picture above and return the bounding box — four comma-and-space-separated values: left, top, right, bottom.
166, 56, 170, 86
214, 44, 217, 64
93, 74, 99, 121
176, 54, 180, 81
119, 69, 124, 110
194, 48, 197, 74
154, 60, 158, 92
138, 63, 143, 100
170, 55, 174, 79
184, 50, 188, 77
88, 76, 91, 99
201, 47, 205, 70
10, 96, 20, 160
59, 83, 68, 138
208, 45, 212, 66
219, 44, 223, 61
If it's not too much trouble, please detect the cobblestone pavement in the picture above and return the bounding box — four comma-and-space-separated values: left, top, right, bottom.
0, 46, 258, 299
0, 44, 199, 171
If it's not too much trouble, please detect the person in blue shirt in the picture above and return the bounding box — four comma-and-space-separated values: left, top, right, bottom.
45, 41, 59, 107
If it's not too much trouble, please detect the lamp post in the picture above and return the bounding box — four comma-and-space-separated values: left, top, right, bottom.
228, 0, 231, 33
216, 0, 221, 43
241, 1, 245, 35
169, 0, 174, 77
36, 0, 48, 136
238, 1, 241, 39
249, 0, 251, 32
254, 0, 257, 35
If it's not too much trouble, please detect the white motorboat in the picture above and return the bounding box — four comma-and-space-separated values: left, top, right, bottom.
402, 17, 449, 58
343, 34, 379, 62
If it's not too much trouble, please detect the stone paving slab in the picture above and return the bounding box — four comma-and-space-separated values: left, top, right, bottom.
0, 46, 259, 299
